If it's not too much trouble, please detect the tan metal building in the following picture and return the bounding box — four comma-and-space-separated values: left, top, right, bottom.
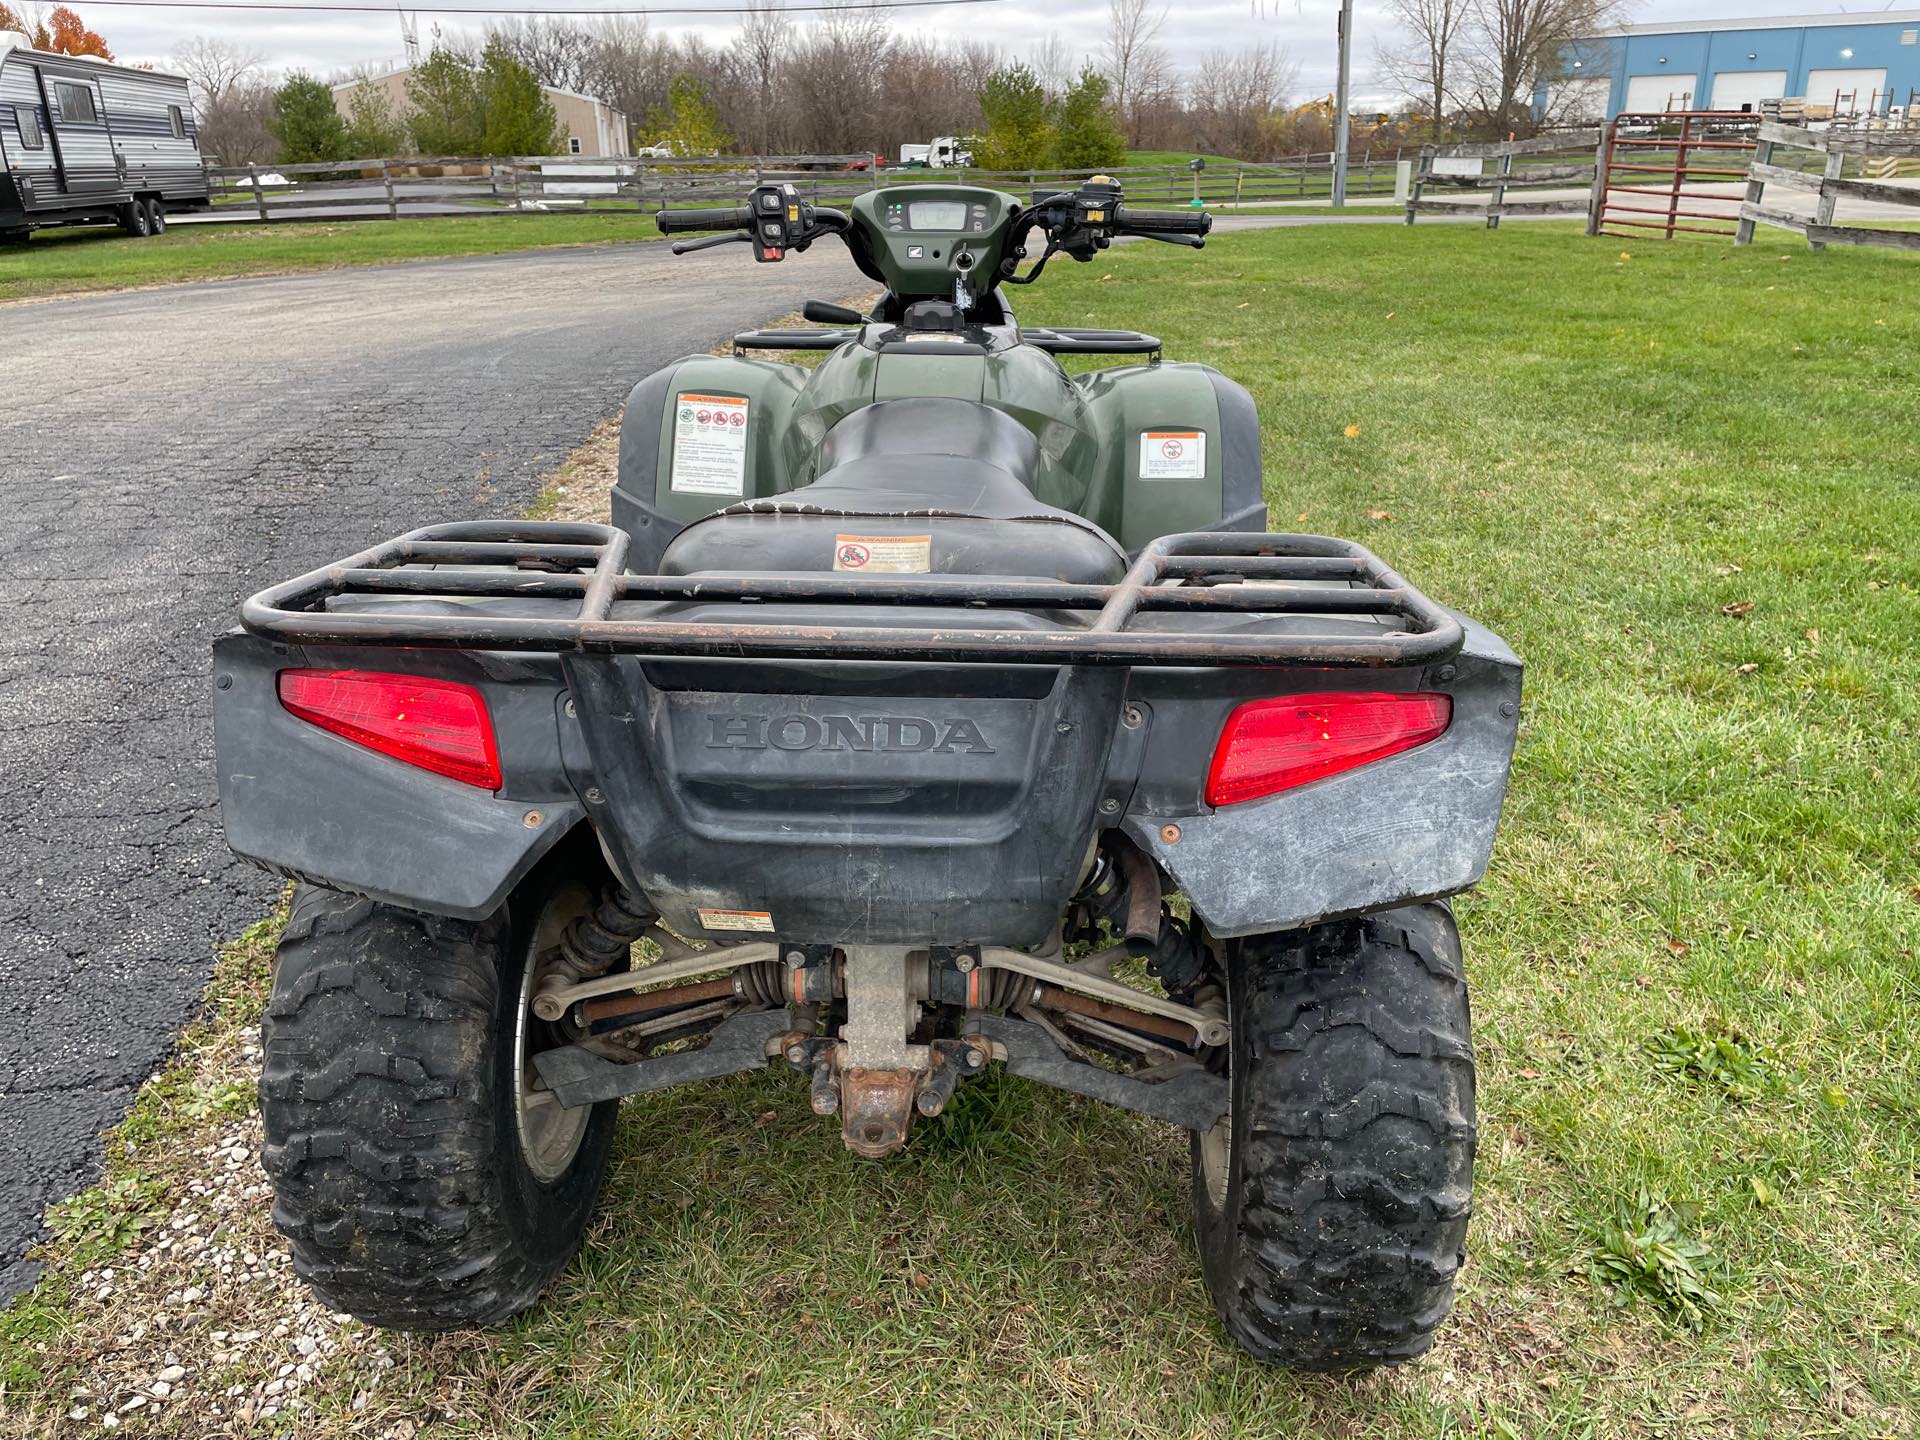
331, 67, 630, 157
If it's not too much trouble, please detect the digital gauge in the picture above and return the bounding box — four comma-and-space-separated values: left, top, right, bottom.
906, 200, 969, 230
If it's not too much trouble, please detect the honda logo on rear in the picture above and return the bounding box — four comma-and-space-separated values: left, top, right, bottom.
705, 713, 996, 754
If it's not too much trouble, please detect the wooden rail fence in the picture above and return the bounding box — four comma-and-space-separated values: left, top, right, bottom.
1736, 122, 1920, 252
1402, 131, 1603, 229
204, 153, 1405, 224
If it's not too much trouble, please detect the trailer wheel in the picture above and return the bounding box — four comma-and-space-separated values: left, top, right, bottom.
1191, 902, 1475, 1370
259, 859, 619, 1330
118, 201, 152, 238
144, 198, 166, 234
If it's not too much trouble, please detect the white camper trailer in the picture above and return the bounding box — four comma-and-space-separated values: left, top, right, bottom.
0, 31, 210, 239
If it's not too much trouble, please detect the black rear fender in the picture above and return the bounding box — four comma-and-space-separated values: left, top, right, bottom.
1121, 613, 1521, 936
211, 632, 583, 920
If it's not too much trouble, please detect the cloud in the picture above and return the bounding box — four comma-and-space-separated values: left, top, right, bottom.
100, 0, 1838, 99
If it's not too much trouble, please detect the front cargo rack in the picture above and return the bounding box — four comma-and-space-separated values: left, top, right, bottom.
240, 522, 1463, 668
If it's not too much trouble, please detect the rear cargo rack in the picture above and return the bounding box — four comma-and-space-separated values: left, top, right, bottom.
239, 522, 1463, 668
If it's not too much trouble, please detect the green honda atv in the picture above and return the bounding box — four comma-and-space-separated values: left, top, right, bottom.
214, 176, 1519, 1369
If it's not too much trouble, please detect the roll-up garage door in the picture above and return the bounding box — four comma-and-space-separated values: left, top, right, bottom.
1710, 70, 1787, 112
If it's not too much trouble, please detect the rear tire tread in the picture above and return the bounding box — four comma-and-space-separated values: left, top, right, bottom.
1196, 902, 1475, 1371
260, 886, 605, 1331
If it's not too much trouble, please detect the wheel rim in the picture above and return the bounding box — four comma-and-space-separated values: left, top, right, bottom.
1199, 1100, 1232, 1208
1198, 985, 1232, 1208
512, 886, 594, 1183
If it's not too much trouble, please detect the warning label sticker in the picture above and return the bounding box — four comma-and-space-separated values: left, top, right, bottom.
696, 907, 775, 933
832, 533, 932, 573
670, 392, 750, 496
1139, 430, 1206, 480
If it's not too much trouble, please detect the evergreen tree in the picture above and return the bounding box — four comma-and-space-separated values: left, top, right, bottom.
477, 35, 562, 156
642, 74, 731, 157
269, 72, 348, 163
406, 46, 482, 154
974, 65, 1054, 171
1051, 68, 1127, 170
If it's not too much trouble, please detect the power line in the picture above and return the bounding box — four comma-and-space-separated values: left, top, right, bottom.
62, 0, 1007, 12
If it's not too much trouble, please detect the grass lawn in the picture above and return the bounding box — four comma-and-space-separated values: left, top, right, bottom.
2, 223, 1917, 1438
1127, 149, 1256, 169
0, 213, 661, 304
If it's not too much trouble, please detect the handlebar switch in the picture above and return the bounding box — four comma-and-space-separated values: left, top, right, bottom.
748, 181, 812, 263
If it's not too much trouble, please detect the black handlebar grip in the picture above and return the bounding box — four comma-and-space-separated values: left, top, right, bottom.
1115, 207, 1213, 236
655, 204, 751, 235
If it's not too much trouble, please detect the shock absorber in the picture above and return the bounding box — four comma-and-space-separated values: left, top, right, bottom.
547, 883, 653, 984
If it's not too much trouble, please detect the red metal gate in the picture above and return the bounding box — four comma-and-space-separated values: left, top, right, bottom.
1589, 111, 1759, 240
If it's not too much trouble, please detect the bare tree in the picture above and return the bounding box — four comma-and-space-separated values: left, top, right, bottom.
1460, 0, 1624, 137
878, 35, 988, 161
197, 79, 276, 164
1097, 0, 1169, 144
1373, 0, 1470, 136
733, 0, 790, 155
489, 17, 601, 93
1188, 44, 1299, 159
581, 18, 679, 144
783, 6, 891, 155
170, 35, 265, 118
1026, 33, 1076, 94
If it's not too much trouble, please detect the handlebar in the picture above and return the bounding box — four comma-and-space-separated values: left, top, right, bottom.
655, 204, 752, 235
1114, 206, 1213, 237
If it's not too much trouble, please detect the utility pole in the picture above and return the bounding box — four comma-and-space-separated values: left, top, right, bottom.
1332, 0, 1354, 206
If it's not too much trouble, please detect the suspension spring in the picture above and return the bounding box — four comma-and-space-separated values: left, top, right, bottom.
553, 883, 653, 982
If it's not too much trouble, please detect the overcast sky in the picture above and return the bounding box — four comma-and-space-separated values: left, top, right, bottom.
76, 0, 1905, 100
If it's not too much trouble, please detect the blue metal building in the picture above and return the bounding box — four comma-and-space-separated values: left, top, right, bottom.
1541, 11, 1920, 120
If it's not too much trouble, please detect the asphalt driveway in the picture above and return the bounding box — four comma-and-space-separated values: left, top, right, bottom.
0, 239, 842, 1299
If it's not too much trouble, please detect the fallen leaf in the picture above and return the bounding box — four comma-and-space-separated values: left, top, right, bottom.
1819, 1084, 1847, 1109
1750, 1176, 1778, 1206
910, 1271, 930, 1290
1518, 1068, 1542, 1080
1714, 562, 1742, 576
1721, 600, 1755, 618
1619, 251, 1632, 260
1804, 627, 1820, 645
1875, 319, 1886, 326
1295, 511, 1308, 523
1666, 939, 1689, 957
1736, 662, 1760, 674
1343, 423, 1361, 438
1366, 508, 1394, 521
1635, 975, 1653, 988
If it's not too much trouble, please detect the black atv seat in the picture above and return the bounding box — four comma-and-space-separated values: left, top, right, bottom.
655, 399, 1129, 584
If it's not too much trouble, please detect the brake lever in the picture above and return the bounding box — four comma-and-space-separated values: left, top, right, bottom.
1131, 231, 1206, 248
671, 231, 752, 255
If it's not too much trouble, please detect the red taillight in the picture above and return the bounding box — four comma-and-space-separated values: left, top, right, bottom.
278, 669, 502, 790
1205, 691, 1452, 807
